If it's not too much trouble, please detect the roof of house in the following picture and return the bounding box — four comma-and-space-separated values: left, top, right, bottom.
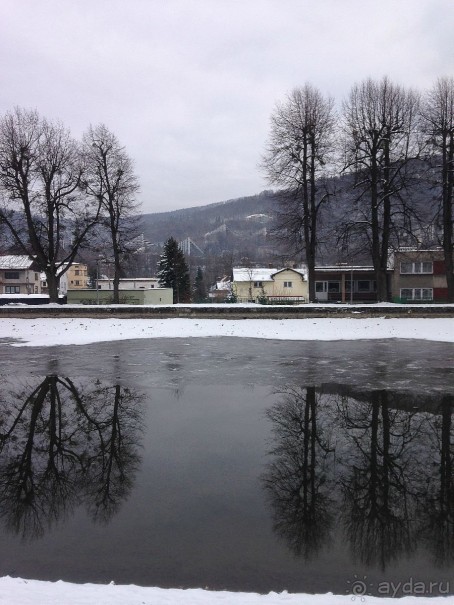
0, 255, 35, 270
232, 267, 307, 282
96, 277, 159, 282
314, 265, 375, 273
214, 280, 231, 291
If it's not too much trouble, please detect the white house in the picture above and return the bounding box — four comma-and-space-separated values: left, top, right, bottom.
232, 266, 308, 303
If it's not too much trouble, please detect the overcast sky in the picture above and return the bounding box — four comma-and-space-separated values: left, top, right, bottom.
1, 0, 453, 213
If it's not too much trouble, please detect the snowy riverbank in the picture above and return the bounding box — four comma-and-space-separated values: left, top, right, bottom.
1, 577, 454, 605
1, 316, 454, 346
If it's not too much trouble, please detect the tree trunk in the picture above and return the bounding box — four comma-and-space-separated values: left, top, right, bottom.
307, 257, 316, 303
112, 263, 121, 304
307, 137, 317, 303
375, 268, 389, 302
380, 138, 392, 301
443, 140, 454, 302
370, 160, 389, 301
112, 234, 122, 304
443, 209, 453, 302
46, 271, 60, 304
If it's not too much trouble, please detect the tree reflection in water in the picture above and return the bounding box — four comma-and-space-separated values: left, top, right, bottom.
263, 386, 335, 559
0, 376, 144, 539
337, 390, 420, 569
264, 385, 454, 570
419, 395, 454, 566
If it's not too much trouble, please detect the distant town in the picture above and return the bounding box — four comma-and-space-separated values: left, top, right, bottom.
0, 245, 449, 306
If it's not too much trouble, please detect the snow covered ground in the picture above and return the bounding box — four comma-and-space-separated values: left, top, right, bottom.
1, 577, 454, 605
1, 316, 453, 603
1, 316, 454, 346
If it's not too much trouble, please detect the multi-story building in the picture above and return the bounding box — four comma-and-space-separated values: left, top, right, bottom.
0, 256, 41, 294
41, 262, 89, 295
390, 248, 447, 303
62, 263, 89, 293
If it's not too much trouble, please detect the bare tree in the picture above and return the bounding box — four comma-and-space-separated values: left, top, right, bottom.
261, 84, 336, 301
341, 77, 420, 301
82, 124, 140, 303
0, 108, 101, 302
421, 77, 454, 302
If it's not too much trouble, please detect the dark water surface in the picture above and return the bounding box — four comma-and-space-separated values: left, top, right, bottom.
0, 337, 453, 597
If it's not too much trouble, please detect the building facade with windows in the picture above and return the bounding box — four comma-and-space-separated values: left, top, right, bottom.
0, 255, 42, 295
63, 263, 89, 293
314, 266, 378, 303
391, 249, 447, 303
41, 262, 89, 295
232, 267, 308, 303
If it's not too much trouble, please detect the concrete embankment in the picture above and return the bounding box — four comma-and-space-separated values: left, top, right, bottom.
0, 304, 453, 319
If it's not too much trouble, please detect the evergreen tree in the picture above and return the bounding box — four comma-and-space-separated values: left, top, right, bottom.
193, 266, 207, 303
157, 237, 191, 303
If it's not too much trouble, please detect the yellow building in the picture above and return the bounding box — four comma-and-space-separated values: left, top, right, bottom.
65, 263, 89, 292
232, 267, 308, 303
41, 262, 89, 295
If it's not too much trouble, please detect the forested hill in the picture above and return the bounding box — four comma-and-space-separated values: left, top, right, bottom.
139, 162, 439, 264
141, 191, 277, 241
140, 190, 281, 259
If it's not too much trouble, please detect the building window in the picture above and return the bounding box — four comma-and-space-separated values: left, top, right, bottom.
253, 281, 263, 288
35, 273, 39, 281
400, 288, 433, 301
316, 281, 342, 294
357, 280, 372, 292
75, 280, 80, 285
75, 270, 80, 276
5, 271, 20, 279
5, 286, 20, 293
283, 281, 292, 288
400, 261, 433, 274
